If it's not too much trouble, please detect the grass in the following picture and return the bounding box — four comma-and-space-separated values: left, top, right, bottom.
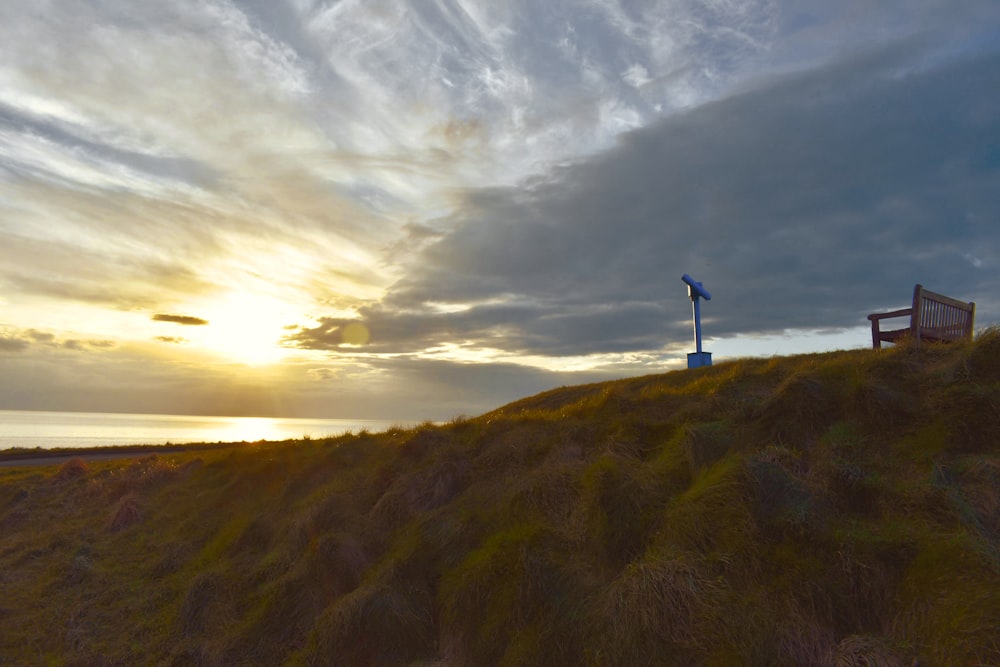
2, 330, 1000, 665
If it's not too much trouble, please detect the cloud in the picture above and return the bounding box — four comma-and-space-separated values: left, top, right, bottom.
307, 368, 337, 382
0, 340, 289, 417
152, 314, 209, 326
7, 1, 969, 344
0, 336, 29, 352
287, 355, 623, 420
0, 333, 610, 420
28, 329, 56, 344
292, 43, 1000, 360
155, 336, 188, 344
0, 329, 119, 354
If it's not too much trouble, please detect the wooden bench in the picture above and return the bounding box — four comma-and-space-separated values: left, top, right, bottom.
867, 284, 975, 349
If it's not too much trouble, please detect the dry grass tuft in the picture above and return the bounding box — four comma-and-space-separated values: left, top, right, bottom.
53, 457, 88, 482
969, 324, 1000, 382
301, 582, 436, 666
582, 453, 666, 567
589, 553, 723, 664
439, 524, 585, 666
398, 426, 451, 460
960, 458, 1000, 541
178, 571, 238, 639
64, 549, 95, 586
931, 382, 1000, 454
508, 462, 585, 530
312, 532, 370, 595
88, 454, 180, 500
107, 492, 141, 532
835, 634, 909, 667
747, 454, 830, 539
755, 371, 844, 445
683, 420, 735, 473
369, 459, 468, 532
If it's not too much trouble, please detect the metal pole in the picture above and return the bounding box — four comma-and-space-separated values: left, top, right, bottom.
692, 297, 703, 353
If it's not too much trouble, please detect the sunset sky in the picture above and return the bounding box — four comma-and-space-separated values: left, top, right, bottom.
1, 1, 998, 420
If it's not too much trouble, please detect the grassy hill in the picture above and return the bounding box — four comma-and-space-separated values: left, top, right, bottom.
2, 332, 999, 666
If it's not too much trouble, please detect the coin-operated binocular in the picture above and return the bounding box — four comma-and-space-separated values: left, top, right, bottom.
681, 274, 712, 368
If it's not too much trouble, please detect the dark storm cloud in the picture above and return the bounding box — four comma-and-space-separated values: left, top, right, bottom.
287, 300, 669, 357
292, 43, 999, 358
286, 304, 541, 354
152, 314, 209, 326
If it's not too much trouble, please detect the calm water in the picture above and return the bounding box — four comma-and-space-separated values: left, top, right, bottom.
0, 410, 403, 449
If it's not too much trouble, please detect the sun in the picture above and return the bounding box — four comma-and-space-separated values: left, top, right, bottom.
190, 292, 297, 365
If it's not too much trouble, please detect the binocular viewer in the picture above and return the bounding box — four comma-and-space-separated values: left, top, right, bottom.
681, 273, 711, 301
681, 273, 712, 368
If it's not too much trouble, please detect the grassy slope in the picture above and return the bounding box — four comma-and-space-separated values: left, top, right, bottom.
1, 332, 999, 666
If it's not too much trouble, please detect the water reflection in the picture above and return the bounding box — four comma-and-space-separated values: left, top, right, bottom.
0, 410, 405, 449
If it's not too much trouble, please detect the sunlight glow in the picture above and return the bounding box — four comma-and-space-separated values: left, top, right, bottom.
188, 292, 298, 365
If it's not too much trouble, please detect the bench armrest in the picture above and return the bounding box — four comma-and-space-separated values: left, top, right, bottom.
867, 308, 912, 322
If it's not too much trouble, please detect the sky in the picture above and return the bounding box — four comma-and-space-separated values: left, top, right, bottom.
1, 1, 998, 421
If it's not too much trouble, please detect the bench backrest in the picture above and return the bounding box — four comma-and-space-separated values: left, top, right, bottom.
912, 284, 975, 341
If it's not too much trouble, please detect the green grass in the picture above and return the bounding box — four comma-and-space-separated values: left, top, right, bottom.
2, 330, 1000, 665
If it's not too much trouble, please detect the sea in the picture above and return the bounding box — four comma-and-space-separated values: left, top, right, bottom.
0, 409, 404, 450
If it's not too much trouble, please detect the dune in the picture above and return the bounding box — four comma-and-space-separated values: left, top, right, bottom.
1, 330, 998, 665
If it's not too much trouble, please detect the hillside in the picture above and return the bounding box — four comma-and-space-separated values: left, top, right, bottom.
2, 332, 999, 666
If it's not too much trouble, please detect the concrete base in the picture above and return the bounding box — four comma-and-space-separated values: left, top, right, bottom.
687, 351, 713, 369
